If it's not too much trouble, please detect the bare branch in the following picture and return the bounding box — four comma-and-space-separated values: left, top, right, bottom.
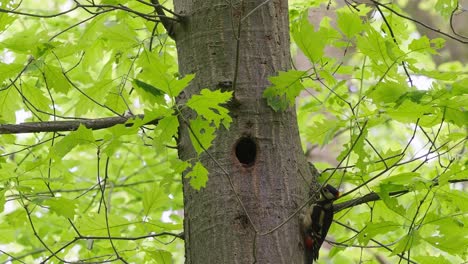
334, 178, 467, 213
149, 0, 179, 39
370, 0, 468, 44
0, 115, 159, 134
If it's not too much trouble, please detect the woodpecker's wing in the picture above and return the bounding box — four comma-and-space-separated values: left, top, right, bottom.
316, 204, 334, 241
308, 203, 335, 262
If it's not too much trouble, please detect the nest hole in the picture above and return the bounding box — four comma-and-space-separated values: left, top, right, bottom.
235, 137, 256, 167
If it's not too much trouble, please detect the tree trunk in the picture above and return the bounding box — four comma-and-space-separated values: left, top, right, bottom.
173, 0, 314, 262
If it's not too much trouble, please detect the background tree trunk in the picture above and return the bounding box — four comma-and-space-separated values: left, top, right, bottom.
405, 0, 468, 64
173, 0, 315, 263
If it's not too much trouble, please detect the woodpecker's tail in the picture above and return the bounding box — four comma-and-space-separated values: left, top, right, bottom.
303, 236, 319, 264
304, 250, 314, 264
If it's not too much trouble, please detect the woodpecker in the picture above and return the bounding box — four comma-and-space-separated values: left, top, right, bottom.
302, 184, 340, 263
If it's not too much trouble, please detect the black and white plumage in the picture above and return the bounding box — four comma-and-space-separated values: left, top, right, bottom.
302, 184, 340, 263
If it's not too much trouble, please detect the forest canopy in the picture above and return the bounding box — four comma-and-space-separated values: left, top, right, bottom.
0, 0, 467, 263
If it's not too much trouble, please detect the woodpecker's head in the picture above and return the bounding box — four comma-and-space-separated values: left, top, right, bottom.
320, 184, 340, 201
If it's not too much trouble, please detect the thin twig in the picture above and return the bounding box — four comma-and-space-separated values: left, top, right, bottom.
371, 0, 468, 44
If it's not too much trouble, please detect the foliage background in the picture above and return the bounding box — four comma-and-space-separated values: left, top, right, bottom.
0, 0, 467, 263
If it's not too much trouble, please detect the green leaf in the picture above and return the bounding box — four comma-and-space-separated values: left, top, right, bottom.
358, 221, 400, 245
380, 172, 420, 186
387, 100, 433, 123
414, 256, 451, 264
0, 6, 15, 32
408, 36, 438, 54
357, 27, 401, 68
136, 49, 192, 97
43, 65, 72, 94
306, 119, 342, 146
422, 218, 468, 255
186, 88, 232, 128
0, 63, 24, 81
337, 10, 363, 38
0, 85, 22, 122
452, 78, 468, 95
101, 0, 130, 4
352, 127, 368, 172
101, 21, 138, 48
153, 112, 179, 149
77, 14, 105, 46
367, 149, 402, 172
263, 70, 307, 111
318, 69, 339, 87
0, 24, 46, 53
378, 184, 406, 216
0, 188, 5, 213
143, 183, 169, 216
75, 79, 115, 116
445, 107, 468, 126
76, 212, 129, 237
36, 42, 60, 58
171, 74, 196, 98
438, 164, 468, 185
189, 117, 216, 155
396, 90, 428, 106
392, 231, 420, 255
43, 197, 77, 219
367, 81, 408, 104
50, 125, 95, 159
145, 249, 172, 264
132, 79, 166, 105
437, 190, 468, 214
105, 90, 129, 114
292, 13, 326, 62
186, 161, 208, 190
20, 80, 51, 121
417, 69, 457, 81
435, 0, 458, 18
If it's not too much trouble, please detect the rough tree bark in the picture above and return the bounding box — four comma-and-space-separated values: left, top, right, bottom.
172, 0, 315, 262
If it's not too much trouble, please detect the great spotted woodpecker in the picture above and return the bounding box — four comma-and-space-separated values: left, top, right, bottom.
302, 184, 340, 263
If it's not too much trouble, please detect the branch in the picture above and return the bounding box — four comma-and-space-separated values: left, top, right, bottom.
0, 248, 47, 264
149, 0, 178, 39
77, 231, 184, 241
334, 192, 387, 213
0, 115, 160, 134
0, 2, 180, 24
334, 179, 468, 213
333, 221, 418, 264
369, 0, 468, 44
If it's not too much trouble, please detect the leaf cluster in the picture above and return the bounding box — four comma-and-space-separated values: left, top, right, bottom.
0, 1, 232, 262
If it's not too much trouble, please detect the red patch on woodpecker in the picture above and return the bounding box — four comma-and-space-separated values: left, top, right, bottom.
304, 236, 314, 249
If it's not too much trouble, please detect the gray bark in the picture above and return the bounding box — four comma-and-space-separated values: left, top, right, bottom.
173, 0, 314, 263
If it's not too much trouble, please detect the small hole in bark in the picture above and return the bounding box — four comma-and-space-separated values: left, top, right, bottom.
235, 137, 256, 166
